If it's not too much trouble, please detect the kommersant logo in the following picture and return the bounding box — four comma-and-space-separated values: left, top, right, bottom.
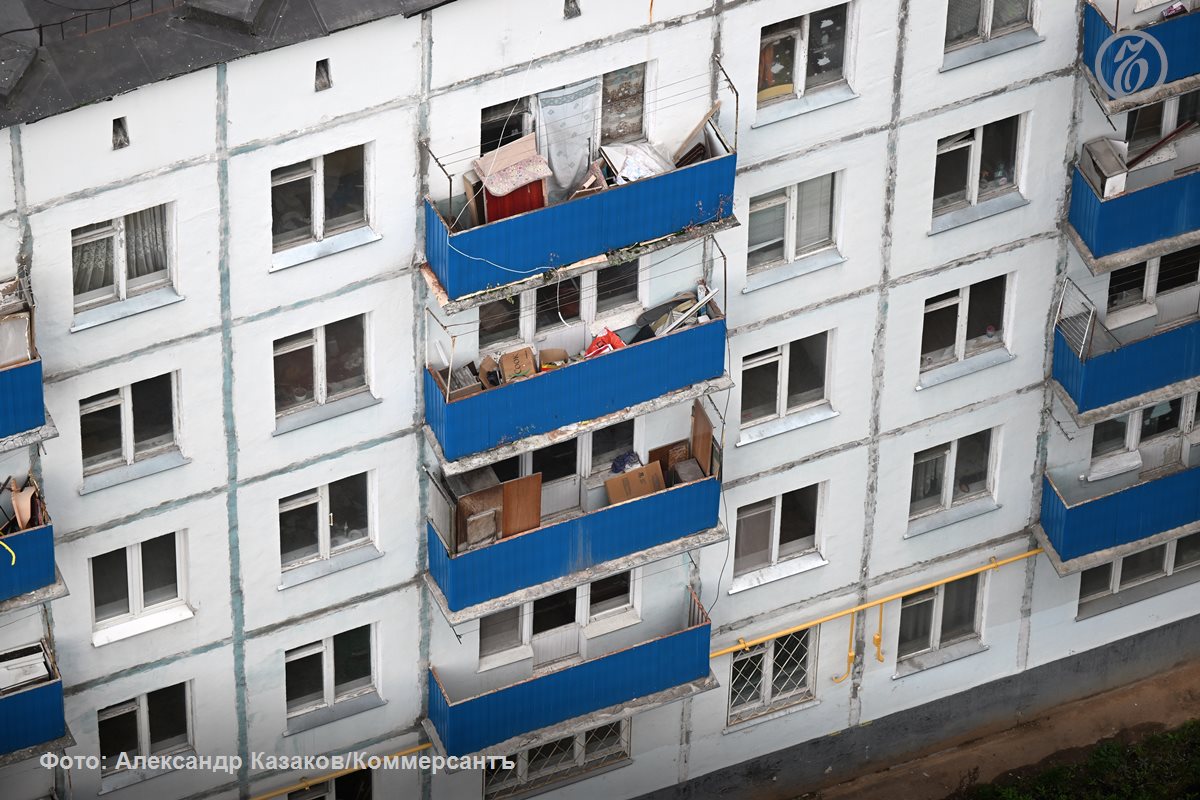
1095, 27, 1168, 98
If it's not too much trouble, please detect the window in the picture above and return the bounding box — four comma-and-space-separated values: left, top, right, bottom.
933, 116, 1020, 214
757, 5, 849, 106
285, 626, 374, 717
1089, 394, 1197, 465
740, 332, 829, 427
590, 419, 635, 474
1157, 245, 1200, 294
1103, 246, 1200, 322
481, 98, 534, 155
945, 0, 1032, 50
909, 429, 993, 517
80, 374, 176, 475
1126, 102, 1165, 159
91, 533, 184, 627
484, 720, 631, 800
478, 297, 521, 349
728, 630, 814, 723
897, 574, 980, 660
535, 277, 581, 331
1107, 262, 1149, 312
279, 473, 370, 569
596, 261, 640, 312
271, 145, 367, 251
747, 174, 837, 270
314, 59, 333, 92
273, 315, 367, 417
98, 683, 191, 774
112, 117, 130, 150
72, 205, 171, 311
480, 607, 523, 658
1078, 534, 1200, 610
288, 769, 371, 800
920, 275, 1006, 370
588, 572, 632, 620
734, 484, 820, 576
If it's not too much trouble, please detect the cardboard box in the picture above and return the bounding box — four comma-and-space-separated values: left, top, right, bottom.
500, 347, 536, 382
478, 356, 502, 389
605, 462, 665, 504
539, 347, 569, 371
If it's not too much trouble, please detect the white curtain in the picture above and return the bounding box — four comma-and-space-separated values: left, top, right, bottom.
124, 205, 169, 280
72, 237, 114, 296
535, 77, 601, 204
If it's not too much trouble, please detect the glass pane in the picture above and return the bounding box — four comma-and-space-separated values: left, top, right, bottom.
329, 473, 369, 550
92, 549, 130, 622
786, 332, 827, 409
921, 302, 959, 368
945, 0, 982, 47
741, 361, 779, 425
596, 261, 640, 312
795, 174, 835, 253
1174, 533, 1200, 570
1107, 262, 1148, 311
527, 735, 575, 777
141, 534, 178, 608
778, 484, 817, 558
734, 499, 773, 576
747, 193, 787, 269
952, 430, 991, 501
272, 176, 313, 249
1179, 90, 1200, 127
532, 589, 577, 634
333, 626, 372, 696
1139, 398, 1182, 440
730, 650, 764, 711
979, 116, 1019, 197
1120, 545, 1167, 588
123, 206, 170, 289
806, 4, 847, 90
286, 651, 324, 712
771, 630, 810, 698
1092, 415, 1130, 459
1127, 103, 1164, 157
898, 591, 935, 657
480, 607, 522, 657
591, 419, 635, 473
532, 439, 576, 483
590, 572, 631, 617
758, 29, 796, 102
1079, 564, 1113, 600
940, 575, 978, 643
80, 395, 123, 470
72, 236, 116, 300
98, 707, 138, 767
131, 374, 174, 456
910, 445, 949, 515
147, 683, 189, 753
965, 275, 1006, 352
325, 316, 367, 398
601, 64, 646, 144
274, 344, 316, 414
933, 147, 970, 211
334, 769, 372, 800
323, 147, 366, 234
536, 277, 581, 330
478, 298, 521, 349
584, 722, 623, 757
1156, 246, 1200, 294
480, 99, 530, 154
991, 0, 1030, 31
280, 500, 320, 567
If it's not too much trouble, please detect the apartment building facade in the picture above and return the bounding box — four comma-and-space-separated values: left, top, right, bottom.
0, 1, 1196, 800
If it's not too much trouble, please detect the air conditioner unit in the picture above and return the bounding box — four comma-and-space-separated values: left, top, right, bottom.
1081, 138, 1128, 199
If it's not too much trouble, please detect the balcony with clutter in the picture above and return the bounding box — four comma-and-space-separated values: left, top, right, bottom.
0, 279, 46, 445
0, 476, 57, 608
1083, 1, 1200, 103
0, 639, 66, 758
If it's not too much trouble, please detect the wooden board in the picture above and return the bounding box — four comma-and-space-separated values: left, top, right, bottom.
502, 473, 542, 537
649, 440, 690, 484
691, 399, 713, 477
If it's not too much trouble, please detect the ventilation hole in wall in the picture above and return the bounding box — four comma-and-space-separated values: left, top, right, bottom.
112, 117, 130, 150
564, 0, 581, 18
315, 59, 333, 92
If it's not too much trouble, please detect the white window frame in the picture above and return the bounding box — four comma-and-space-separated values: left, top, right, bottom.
1121, 93, 1200, 162
1105, 247, 1200, 323
747, 174, 840, 270
757, 5, 851, 107
98, 683, 193, 774
945, 0, 1033, 52
273, 316, 370, 417
727, 628, 817, 724
740, 334, 831, 428
909, 429, 996, 519
271, 144, 372, 251
734, 485, 823, 577
79, 375, 179, 475
278, 473, 374, 570
90, 532, 187, 629
1089, 392, 1198, 466
920, 277, 1009, 371
934, 118, 1023, 214
484, 720, 631, 800
897, 576, 983, 661
581, 568, 642, 624
284, 627, 376, 718
1079, 535, 1200, 606
71, 205, 174, 312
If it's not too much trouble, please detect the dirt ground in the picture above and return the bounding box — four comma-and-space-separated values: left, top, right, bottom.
804, 657, 1200, 800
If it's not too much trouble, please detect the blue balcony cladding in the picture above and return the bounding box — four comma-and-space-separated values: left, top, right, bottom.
0, 524, 55, 603
425, 153, 736, 299
1069, 168, 1200, 259
425, 318, 725, 461
429, 477, 719, 611
0, 670, 64, 755
1053, 323, 1200, 412
428, 616, 710, 755
1083, 3, 1200, 99
1041, 466, 1200, 562
0, 359, 45, 440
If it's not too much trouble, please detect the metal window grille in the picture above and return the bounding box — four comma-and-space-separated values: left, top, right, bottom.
484, 721, 631, 800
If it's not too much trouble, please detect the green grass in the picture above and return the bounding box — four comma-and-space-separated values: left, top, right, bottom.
952, 719, 1200, 800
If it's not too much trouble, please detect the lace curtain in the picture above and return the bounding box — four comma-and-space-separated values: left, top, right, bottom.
125, 205, 169, 280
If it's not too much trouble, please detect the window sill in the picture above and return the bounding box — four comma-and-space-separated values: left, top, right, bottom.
92, 604, 194, 647
893, 637, 987, 679
742, 248, 846, 294
583, 608, 641, 639
273, 391, 380, 436
270, 226, 381, 272
723, 697, 819, 735
1104, 302, 1158, 331
278, 543, 382, 590
729, 550, 828, 595
1130, 143, 1176, 171
929, 191, 1028, 235
80, 449, 189, 495
98, 748, 194, 794
477, 644, 534, 674
906, 496, 999, 538
736, 402, 838, 447
70, 287, 184, 333
916, 347, 1013, 390
940, 28, 1043, 72
1076, 563, 1200, 620
751, 83, 858, 128
284, 690, 384, 736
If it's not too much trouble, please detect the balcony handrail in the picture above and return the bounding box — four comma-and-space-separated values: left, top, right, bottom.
1083, 0, 1191, 34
